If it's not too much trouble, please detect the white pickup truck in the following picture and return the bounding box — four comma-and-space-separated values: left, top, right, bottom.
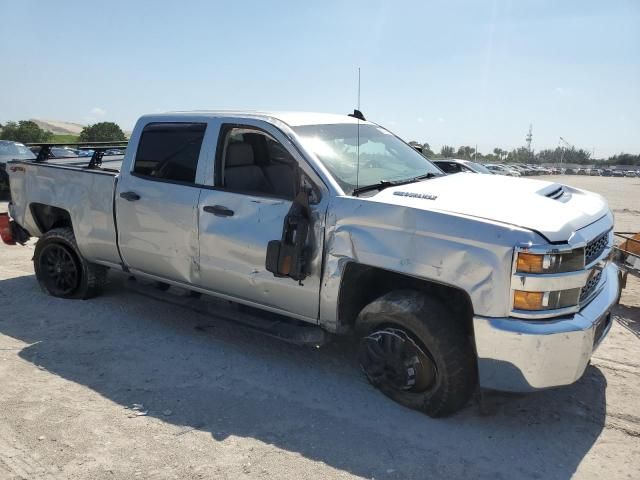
2, 111, 619, 416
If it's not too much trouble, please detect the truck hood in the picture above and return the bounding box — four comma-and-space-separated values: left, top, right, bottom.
371, 173, 610, 242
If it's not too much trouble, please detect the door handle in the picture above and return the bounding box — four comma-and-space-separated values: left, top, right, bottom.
203, 205, 234, 217
120, 191, 140, 201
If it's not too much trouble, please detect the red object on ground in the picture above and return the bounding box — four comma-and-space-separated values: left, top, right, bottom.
0, 212, 15, 245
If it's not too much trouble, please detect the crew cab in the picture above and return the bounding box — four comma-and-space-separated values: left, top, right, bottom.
2, 111, 619, 416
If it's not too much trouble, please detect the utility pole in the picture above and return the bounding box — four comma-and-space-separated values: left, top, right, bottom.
559, 136, 573, 170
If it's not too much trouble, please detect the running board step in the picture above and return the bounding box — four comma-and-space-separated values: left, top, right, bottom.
126, 278, 328, 347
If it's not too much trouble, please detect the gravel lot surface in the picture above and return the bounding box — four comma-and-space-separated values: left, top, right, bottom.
0, 175, 639, 479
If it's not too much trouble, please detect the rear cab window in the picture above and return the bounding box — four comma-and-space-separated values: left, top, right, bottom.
133, 123, 206, 184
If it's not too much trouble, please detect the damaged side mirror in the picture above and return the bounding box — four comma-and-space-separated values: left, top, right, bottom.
265, 190, 311, 282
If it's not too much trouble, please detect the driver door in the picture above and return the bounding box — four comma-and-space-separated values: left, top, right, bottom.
196, 121, 327, 321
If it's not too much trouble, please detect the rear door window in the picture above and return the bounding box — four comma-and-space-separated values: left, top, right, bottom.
133, 123, 206, 183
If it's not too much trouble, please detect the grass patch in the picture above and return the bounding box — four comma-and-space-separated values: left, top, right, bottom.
49, 134, 79, 144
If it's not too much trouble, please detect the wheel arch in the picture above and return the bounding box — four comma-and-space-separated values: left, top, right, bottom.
337, 262, 475, 338
30, 203, 73, 234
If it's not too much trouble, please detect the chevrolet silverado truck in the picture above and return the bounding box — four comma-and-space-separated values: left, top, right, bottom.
1, 111, 619, 417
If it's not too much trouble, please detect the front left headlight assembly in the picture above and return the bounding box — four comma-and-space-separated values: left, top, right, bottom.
512, 248, 586, 311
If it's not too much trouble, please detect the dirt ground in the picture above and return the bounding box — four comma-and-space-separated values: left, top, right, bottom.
0, 175, 639, 480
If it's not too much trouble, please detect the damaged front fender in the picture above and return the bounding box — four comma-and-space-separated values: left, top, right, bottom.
319, 196, 541, 332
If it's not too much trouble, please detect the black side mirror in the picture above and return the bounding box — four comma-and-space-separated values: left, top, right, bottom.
266, 190, 311, 282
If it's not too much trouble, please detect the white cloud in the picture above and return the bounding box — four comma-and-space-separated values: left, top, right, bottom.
90, 107, 106, 117
417, 117, 424, 123
437, 117, 445, 123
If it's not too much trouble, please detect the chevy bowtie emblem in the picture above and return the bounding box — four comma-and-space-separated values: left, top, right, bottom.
393, 191, 438, 200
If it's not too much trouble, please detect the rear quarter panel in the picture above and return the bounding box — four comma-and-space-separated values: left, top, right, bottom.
8, 162, 120, 266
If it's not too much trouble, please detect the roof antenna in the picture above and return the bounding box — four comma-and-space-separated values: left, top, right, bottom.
348, 69, 366, 121
352, 67, 362, 193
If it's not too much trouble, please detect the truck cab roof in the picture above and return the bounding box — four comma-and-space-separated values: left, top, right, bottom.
160, 111, 368, 127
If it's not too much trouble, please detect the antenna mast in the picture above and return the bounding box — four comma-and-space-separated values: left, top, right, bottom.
357, 67, 361, 111
355, 67, 361, 192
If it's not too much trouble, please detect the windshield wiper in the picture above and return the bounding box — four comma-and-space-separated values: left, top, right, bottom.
352, 172, 441, 197
352, 180, 396, 196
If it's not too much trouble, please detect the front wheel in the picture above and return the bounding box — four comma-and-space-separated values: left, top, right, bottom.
33, 227, 108, 299
356, 290, 477, 417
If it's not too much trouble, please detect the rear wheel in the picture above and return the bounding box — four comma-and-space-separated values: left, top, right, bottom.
34, 227, 108, 299
356, 290, 477, 417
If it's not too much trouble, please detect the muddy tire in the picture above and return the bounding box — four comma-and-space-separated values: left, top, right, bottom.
33, 227, 108, 299
356, 290, 477, 417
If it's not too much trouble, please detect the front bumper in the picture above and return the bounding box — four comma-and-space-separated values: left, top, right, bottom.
473, 262, 619, 392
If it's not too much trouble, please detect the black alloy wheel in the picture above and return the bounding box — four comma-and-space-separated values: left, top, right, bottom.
359, 327, 437, 393
38, 243, 81, 296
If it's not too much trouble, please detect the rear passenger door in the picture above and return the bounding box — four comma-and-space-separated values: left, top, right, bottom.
197, 122, 326, 322
116, 122, 207, 284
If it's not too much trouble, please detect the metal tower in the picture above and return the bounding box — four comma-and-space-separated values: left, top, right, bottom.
525, 124, 533, 159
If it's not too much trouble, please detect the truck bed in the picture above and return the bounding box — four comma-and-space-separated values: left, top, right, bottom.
43, 154, 124, 172
7, 157, 122, 267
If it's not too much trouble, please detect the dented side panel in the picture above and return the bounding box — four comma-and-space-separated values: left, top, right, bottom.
319, 196, 542, 331
115, 177, 202, 284
197, 190, 325, 321
7, 162, 121, 265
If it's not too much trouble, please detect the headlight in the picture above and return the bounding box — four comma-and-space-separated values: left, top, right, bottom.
513, 288, 581, 311
516, 250, 584, 274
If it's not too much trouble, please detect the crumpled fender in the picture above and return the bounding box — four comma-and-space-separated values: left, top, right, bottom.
318, 196, 541, 332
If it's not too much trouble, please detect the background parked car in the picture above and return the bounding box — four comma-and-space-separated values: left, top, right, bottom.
508, 165, 530, 176
612, 170, 625, 177
515, 164, 537, 175
485, 164, 521, 176
29, 146, 80, 159
433, 159, 493, 174
0, 140, 37, 196
590, 169, 601, 176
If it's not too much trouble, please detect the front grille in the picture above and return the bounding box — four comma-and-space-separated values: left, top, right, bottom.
580, 269, 602, 303
585, 232, 608, 265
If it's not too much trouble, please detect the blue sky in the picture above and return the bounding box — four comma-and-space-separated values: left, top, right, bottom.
0, 0, 638, 157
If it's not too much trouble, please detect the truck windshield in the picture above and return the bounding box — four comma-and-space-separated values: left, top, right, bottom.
293, 123, 442, 195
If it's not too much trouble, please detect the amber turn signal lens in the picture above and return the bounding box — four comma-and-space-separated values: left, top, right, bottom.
516, 253, 544, 273
513, 290, 545, 310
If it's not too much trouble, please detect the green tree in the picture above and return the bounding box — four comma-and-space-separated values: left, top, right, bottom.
607, 153, 639, 166
0, 120, 52, 143
456, 145, 475, 160
79, 122, 126, 142
440, 145, 455, 158
421, 142, 435, 157
506, 147, 531, 163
